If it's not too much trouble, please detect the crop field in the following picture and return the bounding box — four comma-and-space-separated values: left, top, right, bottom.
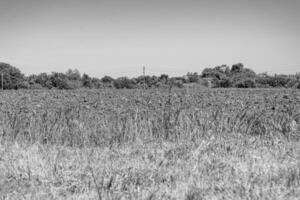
0, 88, 300, 200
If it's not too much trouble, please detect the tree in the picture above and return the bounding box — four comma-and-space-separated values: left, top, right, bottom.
218, 77, 232, 88
101, 75, 114, 83
169, 77, 184, 88
65, 69, 81, 89
201, 63, 257, 88
230, 67, 256, 83
202, 67, 227, 80
231, 63, 244, 73
114, 77, 134, 89
186, 72, 199, 83
28, 74, 43, 89
216, 65, 231, 75
234, 79, 256, 88
66, 69, 81, 81
101, 75, 114, 87
0, 62, 25, 89
230, 66, 256, 88
50, 72, 72, 89
149, 75, 159, 87
91, 77, 102, 89
202, 66, 228, 87
82, 73, 92, 88
159, 74, 169, 81
35, 73, 53, 89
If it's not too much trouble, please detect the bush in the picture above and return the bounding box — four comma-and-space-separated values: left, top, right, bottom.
101, 75, 114, 83
234, 79, 256, 88
200, 78, 213, 88
256, 75, 291, 88
0, 62, 26, 89
202, 67, 226, 80
29, 83, 44, 89
101, 75, 115, 88
35, 73, 53, 89
82, 73, 92, 88
218, 77, 232, 88
91, 77, 102, 89
169, 78, 184, 88
186, 72, 199, 83
50, 72, 73, 89
231, 63, 244, 73
65, 69, 81, 88
114, 77, 135, 89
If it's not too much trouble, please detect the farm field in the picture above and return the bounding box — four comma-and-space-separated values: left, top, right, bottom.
0, 88, 300, 200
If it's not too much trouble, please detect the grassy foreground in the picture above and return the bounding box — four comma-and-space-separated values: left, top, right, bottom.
1, 135, 300, 200
0, 88, 299, 199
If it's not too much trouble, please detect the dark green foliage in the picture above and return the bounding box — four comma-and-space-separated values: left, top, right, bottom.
0, 61, 299, 90
202, 63, 257, 88
101, 75, 115, 88
65, 69, 81, 89
159, 74, 169, 81
202, 65, 231, 88
234, 78, 256, 88
202, 67, 226, 80
50, 72, 73, 89
35, 73, 54, 89
145, 75, 163, 88
114, 77, 135, 89
66, 69, 81, 81
230, 67, 256, 87
231, 63, 244, 73
82, 73, 92, 88
186, 72, 199, 83
169, 77, 184, 88
0, 62, 25, 89
256, 74, 292, 88
101, 75, 114, 83
136, 75, 151, 88
91, 77, 102, 89
218, 77, 232, 88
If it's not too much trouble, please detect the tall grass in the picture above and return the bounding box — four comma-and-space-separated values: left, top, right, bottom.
0, 88, 299, 199
0, 88, 299, 146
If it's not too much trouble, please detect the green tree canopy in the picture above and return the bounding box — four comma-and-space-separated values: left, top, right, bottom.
0, 62, 26, 89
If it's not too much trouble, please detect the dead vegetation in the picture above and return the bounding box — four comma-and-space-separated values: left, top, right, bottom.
0, 88, 299, 199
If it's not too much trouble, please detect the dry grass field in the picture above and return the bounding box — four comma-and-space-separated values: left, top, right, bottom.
0, 88, 300, 200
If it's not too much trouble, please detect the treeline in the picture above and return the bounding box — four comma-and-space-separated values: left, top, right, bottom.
200, 63, 300, 88
0, 62, 299, 89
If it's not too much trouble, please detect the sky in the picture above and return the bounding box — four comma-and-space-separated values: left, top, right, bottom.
0, 0, 299, 78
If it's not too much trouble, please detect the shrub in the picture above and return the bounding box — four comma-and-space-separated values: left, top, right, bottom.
82, 73, 92, 88
34, 73, 54, 89
169, 78, 184, 88
91, 77, 102, 89
101, 75, 115, 88
101, 75, 114, 83
234, 78, 256, 88
186, 72, 199, 83
218, 77, 232, 88
0, 62, 26, 89
231, 63, 244, 73
29, 83, 44, 89
114, 77, 135, 89
50, 72, 73, 89
256, 75, 292, 88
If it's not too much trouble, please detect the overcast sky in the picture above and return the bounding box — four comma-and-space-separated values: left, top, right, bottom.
0, 0, 299, 77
